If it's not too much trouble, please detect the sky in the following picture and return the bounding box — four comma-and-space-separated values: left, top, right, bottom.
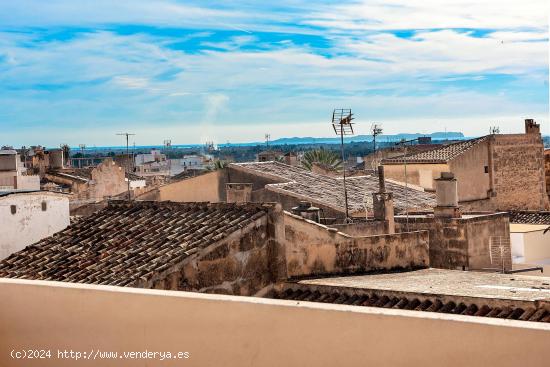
0, 0, 548, 147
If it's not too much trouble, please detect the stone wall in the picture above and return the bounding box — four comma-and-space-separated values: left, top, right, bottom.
284, 213, 429, 278
543, 150, 550, 203
145, 205, 286, 297
489, 134, 548, 211
395, 213, 511, 270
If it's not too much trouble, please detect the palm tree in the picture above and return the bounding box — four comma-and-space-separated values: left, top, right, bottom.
209, 160, 228, 170
301, 149, 342, 171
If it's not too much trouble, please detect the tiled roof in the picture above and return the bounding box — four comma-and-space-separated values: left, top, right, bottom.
509, 211, 550, 225
382, 137, 488, 164
0, 201, 268, 286
230, 161, 436, 214
272, 284, 550, 323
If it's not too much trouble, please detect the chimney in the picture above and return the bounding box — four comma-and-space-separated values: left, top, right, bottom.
226, 183, 252, 203
372, 166, 395, 233
434, 172, 461, 218
525, 119, 540, 134
291, 201, 321, 223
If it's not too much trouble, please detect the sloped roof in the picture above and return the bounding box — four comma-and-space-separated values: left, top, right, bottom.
509, 211, 550, 225
0, 201, 268, 286
230, 161, 436, 214
382, 137, 488, 164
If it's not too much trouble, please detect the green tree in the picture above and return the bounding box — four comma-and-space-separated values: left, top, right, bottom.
301, 149, 342, 171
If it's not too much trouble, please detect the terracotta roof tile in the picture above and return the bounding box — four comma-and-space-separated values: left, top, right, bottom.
272, 285, 550, 323
383, 136, 488, 164
0, 201, 268, 286
509, 211, 550, 225
230, 161, 436, 214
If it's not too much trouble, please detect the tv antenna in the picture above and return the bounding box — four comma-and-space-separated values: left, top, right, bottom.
489, 126, 500, 135
370, 123, 383, 154
265, 133, 271, 149
332, 108, 354, 222
116, 132, 135, 201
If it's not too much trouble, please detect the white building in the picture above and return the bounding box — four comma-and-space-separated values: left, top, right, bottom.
0, 191, 70, 260
511, 223, 550, 276
0, 150, 40, 191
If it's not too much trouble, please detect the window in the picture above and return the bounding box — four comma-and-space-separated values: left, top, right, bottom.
41, 201, 47, 211
484, 166, 489, 173
10, 205, 16, 215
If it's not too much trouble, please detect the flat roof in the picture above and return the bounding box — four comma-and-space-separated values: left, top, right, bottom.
298, 268, 550, 303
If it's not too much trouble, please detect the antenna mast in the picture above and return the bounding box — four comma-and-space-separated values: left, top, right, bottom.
332, 108, 355, 223
116, 132, 135, 201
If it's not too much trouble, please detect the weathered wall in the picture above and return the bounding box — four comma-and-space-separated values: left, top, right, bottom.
89, 159, 127, 200
382, 163, 449, 190
395, 214, 511, 270
143, 205, 286, 297
284, 213, 429, 278
0, 193, 70, 260
3, 279, 549, 367
489, 134, 548, 211
158, 170, 225, 203
449, 140, 491, 202
332, 221, 387, 236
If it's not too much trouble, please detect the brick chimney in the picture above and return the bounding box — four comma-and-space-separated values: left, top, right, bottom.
434, 172, 461, 218
226, 183, 252, 203
525, 119, 540, 134
372, 165, 395, 233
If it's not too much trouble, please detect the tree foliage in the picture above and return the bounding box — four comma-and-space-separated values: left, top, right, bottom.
301, 149, 342, 171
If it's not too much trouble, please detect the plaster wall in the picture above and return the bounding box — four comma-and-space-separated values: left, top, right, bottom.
0, 193, 69, 260
382, 163, 449, 190
284, 213, 429, 278
158, 170, 224, 203
1, 279, 549, 367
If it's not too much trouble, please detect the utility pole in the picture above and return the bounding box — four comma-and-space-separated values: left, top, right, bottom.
117, 132, 135, 201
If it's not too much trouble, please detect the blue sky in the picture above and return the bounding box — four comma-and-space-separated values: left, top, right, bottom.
0, 0, 548, 147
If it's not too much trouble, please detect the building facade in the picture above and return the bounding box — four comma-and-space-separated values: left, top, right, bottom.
0, 191, 69, 260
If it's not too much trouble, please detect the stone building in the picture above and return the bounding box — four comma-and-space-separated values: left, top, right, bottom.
142, 161, 436, 220
0, 191, 69, 260
0, 200, 429, 296
44, 158, 137, 213
382, 119, 548, 211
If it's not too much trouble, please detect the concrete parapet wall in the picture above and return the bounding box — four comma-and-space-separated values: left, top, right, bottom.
1, 278, 549, 367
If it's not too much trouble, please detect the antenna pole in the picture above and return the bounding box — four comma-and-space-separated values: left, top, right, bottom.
117, 132, 135, 201
340, 123, 350, 220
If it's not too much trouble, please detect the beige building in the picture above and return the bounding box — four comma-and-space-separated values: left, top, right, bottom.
382, 119, 548, 211
142, 161, 436, 219
44, 158, 134, 212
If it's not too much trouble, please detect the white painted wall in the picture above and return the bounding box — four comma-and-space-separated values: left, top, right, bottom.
0, 192, 70, 260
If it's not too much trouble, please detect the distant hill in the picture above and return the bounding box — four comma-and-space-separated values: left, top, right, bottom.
269, 132, 464, 145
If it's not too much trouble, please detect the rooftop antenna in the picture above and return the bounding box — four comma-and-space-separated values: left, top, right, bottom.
332, 108, 354, 223
490, 126, 500, 135
371, 123, 383, 154
116, 132, 135, 201
265, 133, 271, 150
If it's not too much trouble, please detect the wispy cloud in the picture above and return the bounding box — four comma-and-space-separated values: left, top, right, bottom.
0, 0, 547, 146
